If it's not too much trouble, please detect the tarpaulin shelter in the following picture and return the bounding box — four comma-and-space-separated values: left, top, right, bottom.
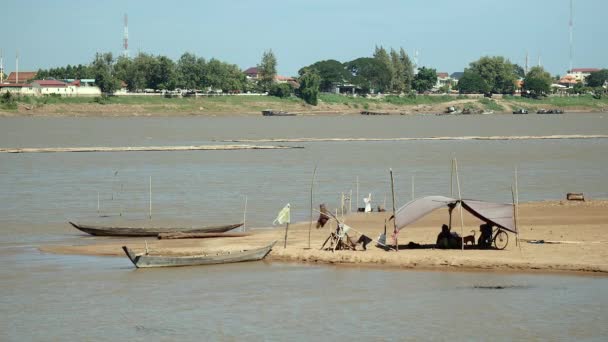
393, 196, 517, 234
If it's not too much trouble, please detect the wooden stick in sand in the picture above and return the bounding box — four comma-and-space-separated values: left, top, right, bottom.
454, 158, 465, 251
390, 169, 398, 251
283, 222, 290, 249
308, 164, 317, 250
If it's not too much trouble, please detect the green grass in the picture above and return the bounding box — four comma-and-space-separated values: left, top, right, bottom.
503, 94, 608, 108
479, 98, 504, 111
319, 93, 456, 106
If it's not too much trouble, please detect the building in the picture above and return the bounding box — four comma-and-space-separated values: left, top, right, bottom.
566, 68, 601, 83
0, 83, 35, 95
243, 67, 297, 85
434, 72, 454, 92
31, 79, 69, 95
5, 71, 37, 84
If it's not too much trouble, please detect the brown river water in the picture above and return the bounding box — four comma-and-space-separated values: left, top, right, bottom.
1, 114, 607, 340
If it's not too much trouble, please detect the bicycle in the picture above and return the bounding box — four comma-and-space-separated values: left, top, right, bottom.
492, 227, 509, 250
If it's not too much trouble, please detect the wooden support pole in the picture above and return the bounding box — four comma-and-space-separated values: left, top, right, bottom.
356, 176, 359, 211
390, 169, 398, 251
243, 195, 248, 232
454, 158, 465, 251
308, 165, 317, 249
283, 223, 290, 249
149, 176, 152, 220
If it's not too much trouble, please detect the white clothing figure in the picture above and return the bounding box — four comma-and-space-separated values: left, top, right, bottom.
363, 193, 372, 213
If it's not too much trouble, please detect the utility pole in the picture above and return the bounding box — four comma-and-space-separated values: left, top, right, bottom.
123, 14, 129, 58
569, 0, 574, 72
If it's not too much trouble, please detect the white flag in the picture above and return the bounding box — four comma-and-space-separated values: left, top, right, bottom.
273, 203, 291, 225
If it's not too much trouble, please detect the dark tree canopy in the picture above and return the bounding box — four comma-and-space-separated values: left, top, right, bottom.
299, 59, 349, 92
298, 70, 321, 105
345, 57, 391, 93
457, 69, 490, 94
412, 67, 437, 93
586, 69, 608, 88
523, 66, 552, 97
468, 56, 518, 94
92, 52, 120, 94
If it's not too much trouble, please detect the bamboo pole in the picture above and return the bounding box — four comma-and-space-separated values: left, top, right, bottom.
515, 166, 521, 249
283, 223, 290, 248
390, 169, 398, 251
454, 158, 465, 251
97, 191, 100, 216
356, 176, 359, 211
349, 189, 353, 213
308, 165, 317, 249
149, 176, 152, 220
243, 195, 248, 232
450, 158, 454, 197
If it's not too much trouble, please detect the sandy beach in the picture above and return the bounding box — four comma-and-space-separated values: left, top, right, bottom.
41, 199, 608, 275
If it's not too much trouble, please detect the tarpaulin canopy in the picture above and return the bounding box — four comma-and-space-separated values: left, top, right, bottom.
394, 196, 517, 234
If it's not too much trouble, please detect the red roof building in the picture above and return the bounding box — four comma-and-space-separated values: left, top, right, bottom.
6, 71, 37, 84
570, 68, 601, 73
32, 79, 67, 87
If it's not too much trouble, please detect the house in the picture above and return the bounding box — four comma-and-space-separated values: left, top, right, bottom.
244, 67, 297, 86
0, 83, 35, 95
5, 71, 37, 84
244, 67, 259, 80
434, 72, 454, 92
566, 68, 601, 84
558, 75, 578, 88
31, 79, 70, 96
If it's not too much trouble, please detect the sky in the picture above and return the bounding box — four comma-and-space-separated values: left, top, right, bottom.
2, 0, 607, 77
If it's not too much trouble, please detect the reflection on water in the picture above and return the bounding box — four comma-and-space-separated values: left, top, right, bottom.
1, 249, 607, 341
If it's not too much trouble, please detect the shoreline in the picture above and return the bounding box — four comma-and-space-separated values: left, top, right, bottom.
38, 199, 608, 276
1, 95, 607, 117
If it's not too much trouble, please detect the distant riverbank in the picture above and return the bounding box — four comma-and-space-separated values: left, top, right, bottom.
1, 94, 607, 116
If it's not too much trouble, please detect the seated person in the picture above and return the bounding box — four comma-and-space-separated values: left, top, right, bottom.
478, 223, 493, 248
436, 224, 452, 249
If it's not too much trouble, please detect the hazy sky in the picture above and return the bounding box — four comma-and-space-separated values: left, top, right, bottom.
2, 0, 607, 76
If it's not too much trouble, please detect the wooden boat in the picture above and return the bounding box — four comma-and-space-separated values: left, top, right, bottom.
262, 110, 295, 116
122, 241, 277, 268
513, 108, 529, 114
69, 221, 243, 237
360, 111, 389, 115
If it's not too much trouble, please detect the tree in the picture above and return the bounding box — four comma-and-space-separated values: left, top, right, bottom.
412, 67, 437, 93
176, 52, 206, 90
202, 59, 245, 93
269, 83, 293, 98
299, 59, 349, 92
373, 46, 394, 92
390, 49, 405, 93
399, 48, 415, 93
468, 56, 518, 94
92, 52, 120, 94
258, 49, 277, 92
513, 64, 525, 78
345, 57, 391, 93
586, 69, 608, 88
298, 70, 321, 105
456, 69, 490, 94
523, 66, 552, 97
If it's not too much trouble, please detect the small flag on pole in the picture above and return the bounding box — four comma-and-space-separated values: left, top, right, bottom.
273, 203, 291, 225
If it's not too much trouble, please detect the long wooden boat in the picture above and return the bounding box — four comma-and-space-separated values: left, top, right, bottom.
262, 110, 296, 116
69, 221, 243, 237
122, 241, 277, 268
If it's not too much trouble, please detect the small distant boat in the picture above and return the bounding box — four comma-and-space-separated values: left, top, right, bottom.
360, 111, 389, 115
69, 221, 243, 237
122, 241, 277, 268
513, 108, 529, 114
537, 109, 564, 114
262, 110, 295, 116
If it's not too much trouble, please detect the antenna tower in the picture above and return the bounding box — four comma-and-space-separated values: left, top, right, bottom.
569, 0, 574, 72
0, 49, 4, 83
123, 14, 129, 58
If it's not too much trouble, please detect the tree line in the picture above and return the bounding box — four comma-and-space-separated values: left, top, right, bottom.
35, 48, 608, 105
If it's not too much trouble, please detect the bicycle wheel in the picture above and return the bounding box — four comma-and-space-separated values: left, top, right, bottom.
493, 230, 509, 250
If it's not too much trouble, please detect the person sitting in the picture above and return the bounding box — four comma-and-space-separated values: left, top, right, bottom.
436, 224, 452, 249
478, 223, 493, 248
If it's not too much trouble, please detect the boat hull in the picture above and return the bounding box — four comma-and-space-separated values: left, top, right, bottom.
122, 241, 276, 268
69, 222, 243, 237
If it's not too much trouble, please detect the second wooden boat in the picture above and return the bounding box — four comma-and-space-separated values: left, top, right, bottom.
69, 221, 243, 237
